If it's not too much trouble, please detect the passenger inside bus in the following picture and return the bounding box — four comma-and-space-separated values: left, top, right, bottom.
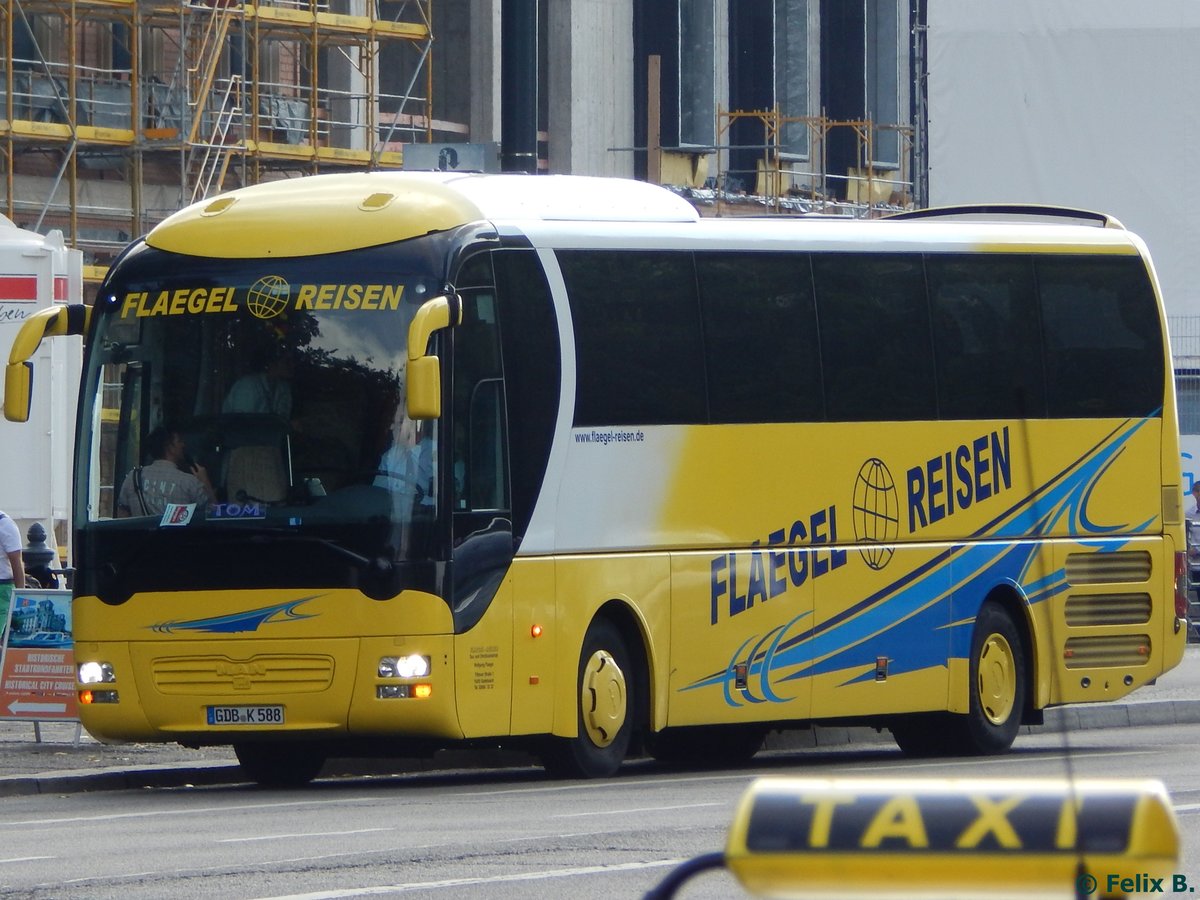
373, 409, 435, 505
222, 348, 294, 420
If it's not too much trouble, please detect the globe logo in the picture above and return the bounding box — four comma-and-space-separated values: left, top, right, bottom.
853, 458, 898, 570
245, 275, 291, 320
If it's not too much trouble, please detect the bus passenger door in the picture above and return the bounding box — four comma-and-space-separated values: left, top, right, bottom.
449, 276, 516, 738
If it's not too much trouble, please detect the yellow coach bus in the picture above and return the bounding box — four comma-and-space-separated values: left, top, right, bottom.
5, 174, 1187, 786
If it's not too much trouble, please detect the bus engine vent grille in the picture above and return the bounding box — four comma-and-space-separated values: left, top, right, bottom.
1064, 551, 1152, 585
1064, 592, 1152, 626
1063, 635, 1151, 669
152, 655, 335, 695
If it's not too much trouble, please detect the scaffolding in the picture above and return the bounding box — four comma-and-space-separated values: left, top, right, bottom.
704, 107, 916, 217
0, 0, 438, 267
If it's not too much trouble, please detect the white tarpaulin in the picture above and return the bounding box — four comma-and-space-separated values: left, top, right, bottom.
928, 1, 1200, 317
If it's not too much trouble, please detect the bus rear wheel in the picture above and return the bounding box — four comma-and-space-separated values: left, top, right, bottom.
891, 602, 1026, 757
235, 742, 326, 788
542, 619, 634, 778
963, 602, 1026, 754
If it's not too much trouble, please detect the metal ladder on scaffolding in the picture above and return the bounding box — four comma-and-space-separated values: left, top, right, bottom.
182, 0, 242, 202
190, 75, 243, 202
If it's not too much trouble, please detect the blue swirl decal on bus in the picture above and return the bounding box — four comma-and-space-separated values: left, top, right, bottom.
688, 416, 1157, 706
149, 596, 320, 634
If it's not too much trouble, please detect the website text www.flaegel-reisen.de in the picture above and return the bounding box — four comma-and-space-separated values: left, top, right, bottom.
574, 428, 646, 446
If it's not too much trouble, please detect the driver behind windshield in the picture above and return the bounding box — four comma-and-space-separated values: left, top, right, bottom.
116, 426, 217, 517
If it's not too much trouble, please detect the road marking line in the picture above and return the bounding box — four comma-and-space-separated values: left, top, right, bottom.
248, 859, 688, 899
219, 828, 389, 844
553, 802, 724, 818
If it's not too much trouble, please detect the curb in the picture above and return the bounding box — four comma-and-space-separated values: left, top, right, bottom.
1042, 698, 1200, 732
3, 699, 1198, 798
0, 760, 244, 798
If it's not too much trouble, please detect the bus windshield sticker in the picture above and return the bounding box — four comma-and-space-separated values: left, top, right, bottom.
159, 503, 196, 527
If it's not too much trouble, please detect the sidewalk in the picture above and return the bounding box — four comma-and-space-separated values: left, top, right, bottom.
3, 645, 1199, 797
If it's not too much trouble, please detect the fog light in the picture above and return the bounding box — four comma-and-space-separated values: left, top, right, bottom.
378, 654, 431, 679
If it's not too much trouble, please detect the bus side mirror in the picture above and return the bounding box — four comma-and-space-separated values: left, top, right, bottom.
647, 776, 1180, 899
4, 361, 32, 423
405, 293, 461, 421
407, 356, 441, 420
4, 304, 89, 423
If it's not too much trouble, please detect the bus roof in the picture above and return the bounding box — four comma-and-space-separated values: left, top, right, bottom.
144, 171, 1145, 260
145, 172, 699, 259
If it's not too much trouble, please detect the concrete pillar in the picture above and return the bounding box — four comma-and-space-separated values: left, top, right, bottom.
546, 0, 634, 176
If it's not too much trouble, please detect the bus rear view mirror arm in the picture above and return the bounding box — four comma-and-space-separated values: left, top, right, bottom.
4, 303, 89, 422
645, 776, 1180, 900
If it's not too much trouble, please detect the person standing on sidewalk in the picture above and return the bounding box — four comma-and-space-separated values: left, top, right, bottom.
0, 509, 26, 642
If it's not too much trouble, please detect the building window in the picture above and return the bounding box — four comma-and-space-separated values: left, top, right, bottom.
866, 0, 900, 166
777, 0, 809, 157
679, 0, 715, 147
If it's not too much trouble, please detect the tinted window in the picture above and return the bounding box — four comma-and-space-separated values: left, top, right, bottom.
559, 250, 706, 426
492, 249, 560, 543
696, 252, 823, 423
813, 253, 936, 421
1038, 256, 1164, 418
926, 255, 1046, 419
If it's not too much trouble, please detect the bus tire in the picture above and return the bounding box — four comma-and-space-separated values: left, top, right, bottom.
891, 603, 1026, 757
962, 601, 1026, 754
542, 619, 634, 779
235, 742, 325, 787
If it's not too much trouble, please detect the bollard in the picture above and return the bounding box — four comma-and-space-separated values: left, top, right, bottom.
21, 523, 58, 589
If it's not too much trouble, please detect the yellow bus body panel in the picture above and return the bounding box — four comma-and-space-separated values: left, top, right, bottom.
74, 588, 462, 743
655, 417, 1181, 721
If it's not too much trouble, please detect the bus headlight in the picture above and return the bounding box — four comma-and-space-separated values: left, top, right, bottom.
378, 655, 431, 679
78, 661, 116, 684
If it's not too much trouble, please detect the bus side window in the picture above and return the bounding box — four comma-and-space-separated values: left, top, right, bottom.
467, 379, 507, 511
452, 288, 509, 519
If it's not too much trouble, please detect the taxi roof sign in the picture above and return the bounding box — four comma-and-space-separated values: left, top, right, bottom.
647, 777, 1179, 900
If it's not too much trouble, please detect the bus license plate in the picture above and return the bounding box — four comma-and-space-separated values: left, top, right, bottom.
206, 705, 285, 726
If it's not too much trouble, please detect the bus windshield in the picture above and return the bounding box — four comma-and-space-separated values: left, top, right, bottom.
76, 239, 447, 601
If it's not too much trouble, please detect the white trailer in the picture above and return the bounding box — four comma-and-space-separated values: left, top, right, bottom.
0, 215, 83, 567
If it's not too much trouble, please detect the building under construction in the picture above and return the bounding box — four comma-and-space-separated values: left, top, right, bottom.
0, 1, 925, 271
0, 0, 444, 269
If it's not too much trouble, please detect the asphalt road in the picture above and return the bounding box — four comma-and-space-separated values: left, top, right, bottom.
2, 722, 1200, 900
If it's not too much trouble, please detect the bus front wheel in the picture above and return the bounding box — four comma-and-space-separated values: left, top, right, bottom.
235, 742, 326, 788
542, 619, 634, 778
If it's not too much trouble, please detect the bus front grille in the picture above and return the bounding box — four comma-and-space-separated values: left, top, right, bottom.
1065, 551, 1152, 585
1063, 635, 1151, 669
151, 655, 335, 695
1064, 592, 1152, 626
